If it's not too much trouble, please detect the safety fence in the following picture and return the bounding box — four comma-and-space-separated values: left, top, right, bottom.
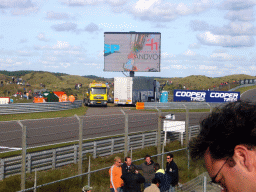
0, 105, 215, 191
0, 100, 82, 115
143, 102, 223, 110
0, 125, 200, 180
177, 172, 222, 192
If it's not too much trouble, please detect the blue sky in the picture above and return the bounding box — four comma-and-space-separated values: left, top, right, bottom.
0, 0, 256, 78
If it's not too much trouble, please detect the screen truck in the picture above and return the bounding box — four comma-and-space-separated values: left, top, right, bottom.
114, 77, 161, 105
85, 81, 108, 107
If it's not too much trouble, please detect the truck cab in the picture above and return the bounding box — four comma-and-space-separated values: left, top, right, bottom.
85, 81, 108, 107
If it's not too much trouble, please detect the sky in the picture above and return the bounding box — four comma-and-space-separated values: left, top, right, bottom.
0, 0, 256, 78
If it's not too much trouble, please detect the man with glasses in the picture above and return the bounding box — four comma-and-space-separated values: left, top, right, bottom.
109, 156, 124, 192
165, 153, 178, 192
189, 101, 256, 192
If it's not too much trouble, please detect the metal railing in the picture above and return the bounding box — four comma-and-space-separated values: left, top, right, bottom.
0, 100, 82, 115
0, 125, 199, 180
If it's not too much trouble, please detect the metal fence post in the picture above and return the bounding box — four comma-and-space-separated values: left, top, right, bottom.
111, 139, 114, 155
203, 175, 207, 192
27, 154, 31, 173
93, 141, 97, 159
74, 145, 78, 164
183, 105, 190, 170
121, 109, 128, 158
161, 143, 164, 169
142, 134, 145, 149
52, 149, 56, 169
131, 147, 133, 161
155, 107, 162, 166
21, 123, 27, 191
75, 114, 83, 176
0, 159, 4, 180
88, 156, 91, 187
33, 169, 37, 192
206, 103, 212, 113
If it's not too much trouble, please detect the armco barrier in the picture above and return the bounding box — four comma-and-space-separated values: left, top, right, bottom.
143, 102, 224, 109
0, 100, 82, 115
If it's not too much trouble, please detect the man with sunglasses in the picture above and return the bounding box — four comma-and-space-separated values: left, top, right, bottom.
165, 153, 178, 192
189, 101, 256, 192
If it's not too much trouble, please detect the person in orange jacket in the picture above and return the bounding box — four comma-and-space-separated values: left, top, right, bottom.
109, 156, 124, 192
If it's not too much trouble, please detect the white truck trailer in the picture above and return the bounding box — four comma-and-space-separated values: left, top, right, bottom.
114, 77, 161, 105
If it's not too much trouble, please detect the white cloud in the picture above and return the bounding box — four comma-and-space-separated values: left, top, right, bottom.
46, 11, 70, 20
225, 8, 254, 21
130, 0, 213, 22
84, 22, 100, 33
220, 0, 256, 10
197, 31, 255, 47
59, 0, 103, 6
183, 49, 196, 56
189, 43, 201, 49
51, 22, 77, 32
198, 64, 217, 70
171, 64, 188, 69
34, 41, 72, 50
37, 33, 49, 42
210, 52, 243, 61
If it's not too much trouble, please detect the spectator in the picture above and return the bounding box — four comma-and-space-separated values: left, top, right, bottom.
189, 101, 256, 191
144, 178, 161, 192
136, 155, 155, 189
109, 156, 124, 192
121, 165, 145, 192
165, 153, 179, 192
154, 163, 171, 192
122, 156, 136, 175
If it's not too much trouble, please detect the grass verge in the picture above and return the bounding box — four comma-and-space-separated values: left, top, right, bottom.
0, 106, 88, 122
0, 140, 206, 192
236, 85, 256, 94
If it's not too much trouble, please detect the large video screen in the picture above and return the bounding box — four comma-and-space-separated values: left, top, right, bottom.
104, 32, 161, 72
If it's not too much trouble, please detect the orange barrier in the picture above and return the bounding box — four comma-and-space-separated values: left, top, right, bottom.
61, 94, 68, 102
33, 97, 46, 103
136, 102, 144, 110
68, 95, 75, 102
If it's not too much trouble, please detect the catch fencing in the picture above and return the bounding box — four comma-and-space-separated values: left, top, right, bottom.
0, 126, 199, 180
0, 104, 216, 191
177, 172, 222, 192
0, 100, 82, 115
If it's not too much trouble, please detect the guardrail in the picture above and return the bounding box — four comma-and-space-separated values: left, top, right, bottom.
143, 102, 224, 109
0, 100, 82, 115
0, 125, 199, 180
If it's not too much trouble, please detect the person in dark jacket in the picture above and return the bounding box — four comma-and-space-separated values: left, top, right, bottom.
165, 153, 178, 192
121, 165, 145, 192
122, 156, 135, 175
135, 155, 155, 189
154, 163, 171, 192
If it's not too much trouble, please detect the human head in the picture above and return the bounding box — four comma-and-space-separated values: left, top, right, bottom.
151, 177, 161, 187
114, 156, 122, 167
153, 163, 160, 172
166, 153, 173, 163
189, 101, 256, 191
125, 156, 132, 166
144, 154, 151, 164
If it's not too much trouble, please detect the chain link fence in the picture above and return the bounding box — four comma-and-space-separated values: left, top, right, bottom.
0, 104, 220, 191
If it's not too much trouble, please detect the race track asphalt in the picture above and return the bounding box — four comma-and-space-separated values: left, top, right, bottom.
0, 106, 209, 152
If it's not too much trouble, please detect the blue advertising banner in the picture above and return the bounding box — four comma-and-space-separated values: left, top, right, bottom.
173, 90, 240, 102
